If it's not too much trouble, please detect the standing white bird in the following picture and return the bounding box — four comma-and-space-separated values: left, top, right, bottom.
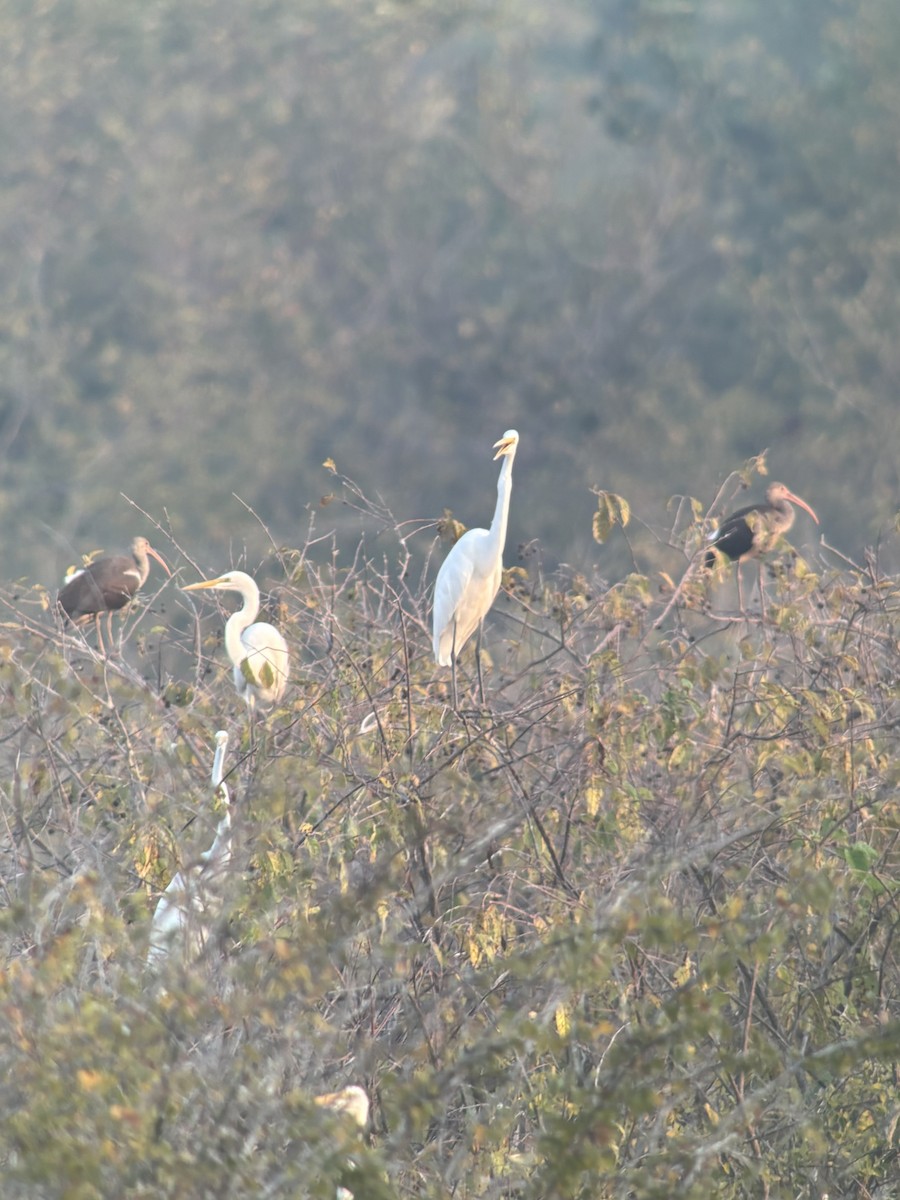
432, 429, 519, 705
183, 570, 290, 711
147, 731, 233, 967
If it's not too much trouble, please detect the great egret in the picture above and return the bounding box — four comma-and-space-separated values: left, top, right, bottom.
183, 570, 290, 711
58, 536, 171, 653
314, 1086, 371, 1200
433, 429, 519, 704
314, 1085, 370, 1129
147, 730, 233, 967
705, 482, 819, 612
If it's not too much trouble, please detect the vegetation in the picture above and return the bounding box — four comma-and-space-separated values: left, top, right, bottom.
1, 1, 900, 1194
0, 460, 898, 1197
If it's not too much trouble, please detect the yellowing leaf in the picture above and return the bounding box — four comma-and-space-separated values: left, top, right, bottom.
555, 1002, 571, 1038
585, 784, 602, 817
591, 491, 631, 544
673, 955, 693, 987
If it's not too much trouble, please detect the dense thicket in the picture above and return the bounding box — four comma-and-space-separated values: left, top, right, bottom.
0, 470, 897, 1196
1, 0, 899, 589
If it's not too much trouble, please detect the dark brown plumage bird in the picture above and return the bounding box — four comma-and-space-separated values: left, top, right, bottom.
705, 482, 819, 611
58, 536, 171, 651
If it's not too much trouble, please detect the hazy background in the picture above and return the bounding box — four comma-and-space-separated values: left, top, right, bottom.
3, 0, 898, 587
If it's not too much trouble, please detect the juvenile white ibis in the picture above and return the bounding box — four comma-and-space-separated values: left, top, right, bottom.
147, 730, 233, 967
58, 536, 171, 652
183, 570, 290, 712
705, 482, 819, 611
432, 429, 519, 706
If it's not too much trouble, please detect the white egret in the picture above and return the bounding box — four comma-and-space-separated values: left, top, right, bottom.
58, 536, 171, 653
183, 570, 290, 711
147, 731, 233, 967
314, 1085, 370, 1129
314, 1086, 371, 1200
432, 429, 519, 704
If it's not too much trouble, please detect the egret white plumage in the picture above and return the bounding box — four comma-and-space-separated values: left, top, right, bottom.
432, 429, 519, 705
58, 535, 171, 653
183, 570, 290, 711
314, 1085, 370, 1129
314, 1086, 371, 1200
147, 731, 233, 967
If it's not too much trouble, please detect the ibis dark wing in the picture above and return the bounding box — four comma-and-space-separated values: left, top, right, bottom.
705, 503, 764, 566
58, 555, 138, 619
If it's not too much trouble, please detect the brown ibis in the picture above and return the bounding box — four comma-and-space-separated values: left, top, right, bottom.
704, 482, 819, 612
58, 535, 171, 652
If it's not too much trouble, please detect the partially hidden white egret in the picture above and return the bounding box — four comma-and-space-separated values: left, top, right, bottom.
183, 570, 290, 711
432, 429, 519, 705
314, 1086, 371, 1200
314, 1085, 370, 1129
147, 730, 233, 967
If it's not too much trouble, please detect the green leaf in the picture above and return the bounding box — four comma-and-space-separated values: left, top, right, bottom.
843, 842, 878, 872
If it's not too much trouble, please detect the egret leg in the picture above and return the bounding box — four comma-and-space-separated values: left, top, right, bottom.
450, 621, 459, 710
475, 621, 486, 706
246, 695, 261, 755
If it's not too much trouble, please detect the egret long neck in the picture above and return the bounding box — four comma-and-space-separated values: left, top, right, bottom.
223, 588, 259, 666
486, 453, 515, 558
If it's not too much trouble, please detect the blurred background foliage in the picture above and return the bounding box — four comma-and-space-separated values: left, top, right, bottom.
1, 0, 898, 586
